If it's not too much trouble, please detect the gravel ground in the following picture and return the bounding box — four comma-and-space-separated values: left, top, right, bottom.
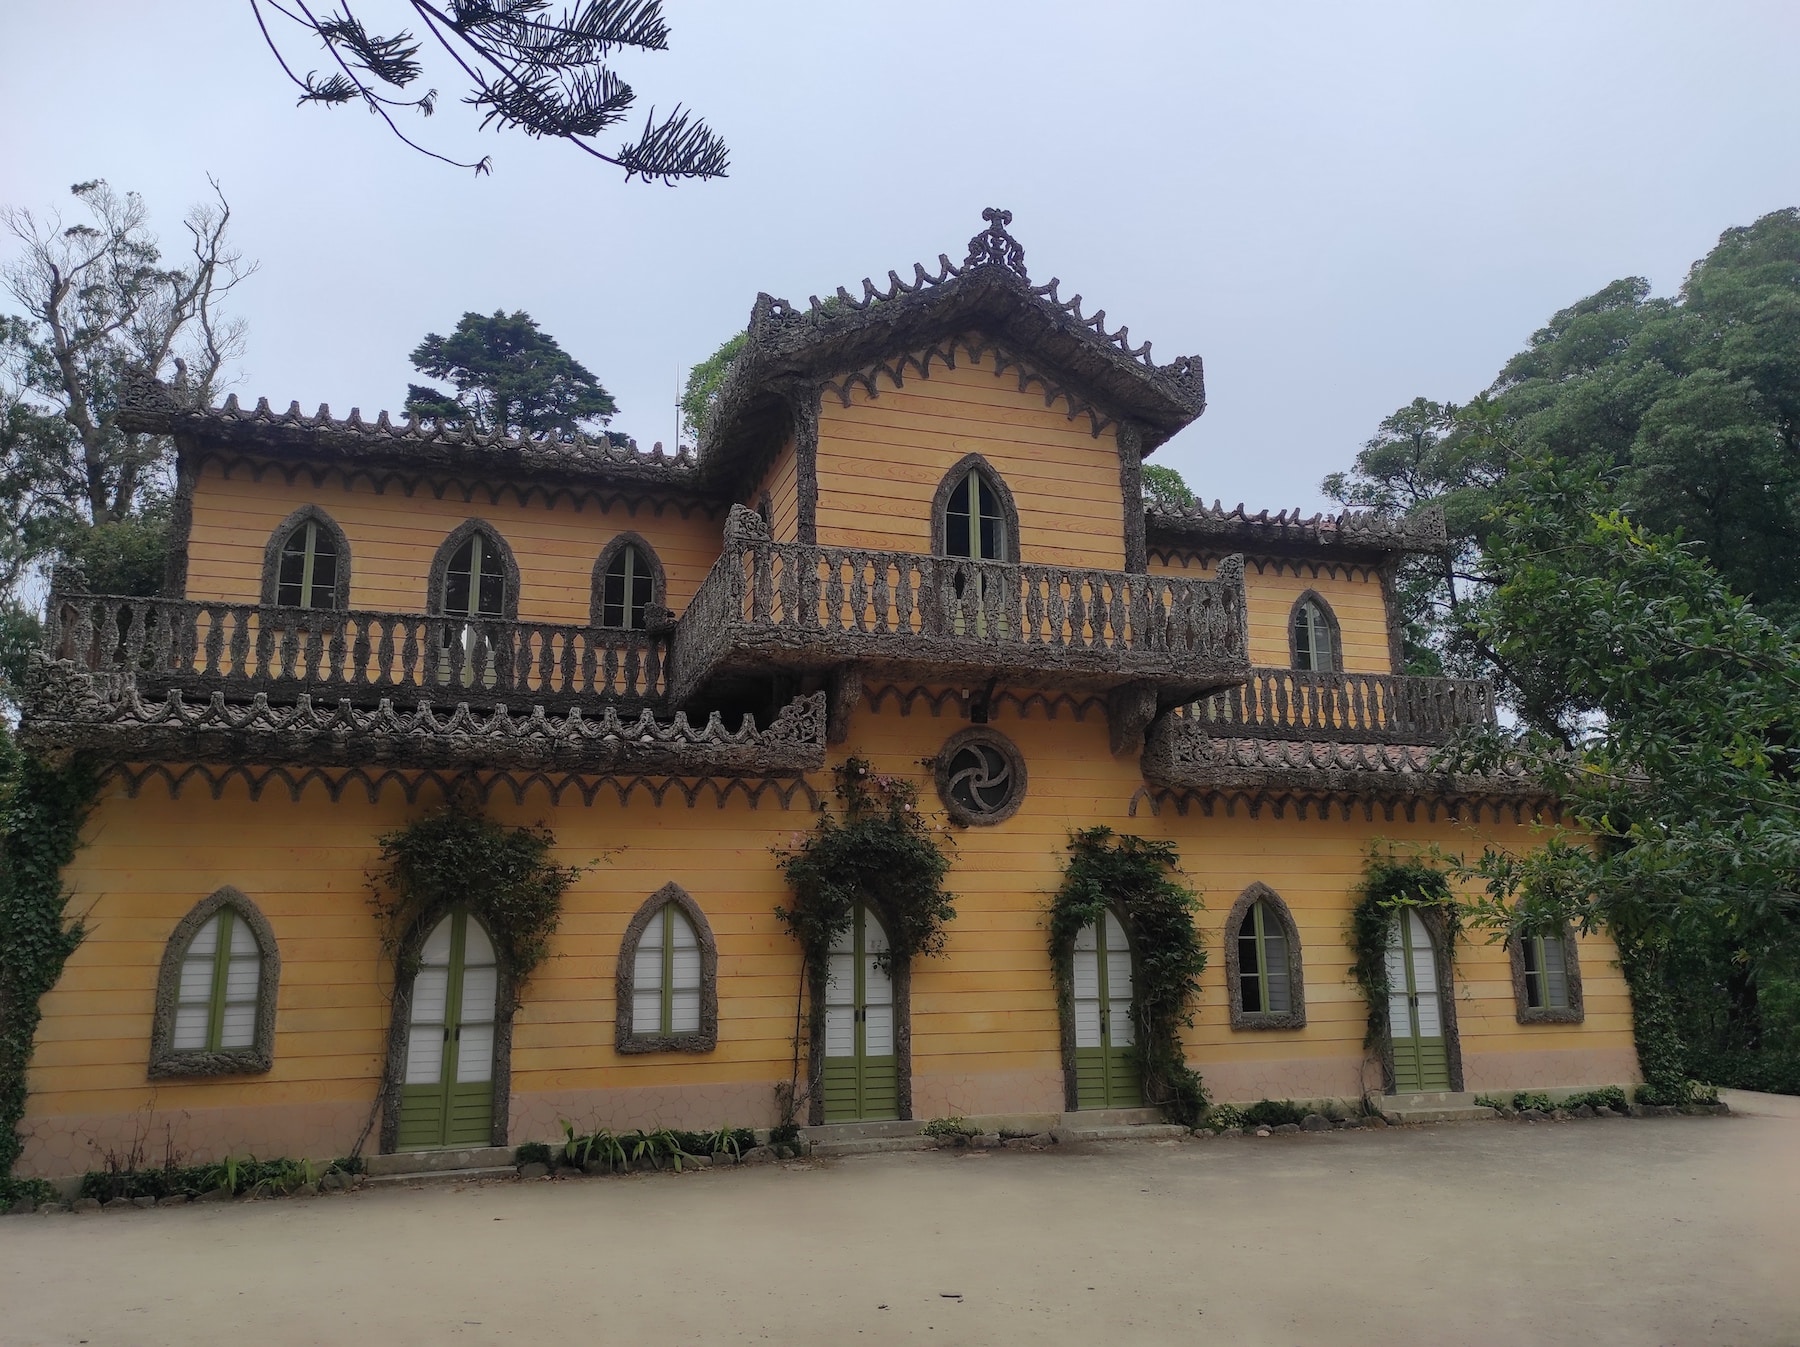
3, 1089, 1796, 1347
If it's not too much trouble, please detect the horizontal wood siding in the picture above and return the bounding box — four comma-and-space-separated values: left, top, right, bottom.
750, 437, 800, 543
183, 460, 723, 622
816, 353, 1126, 570
1151, 551, 1395, 673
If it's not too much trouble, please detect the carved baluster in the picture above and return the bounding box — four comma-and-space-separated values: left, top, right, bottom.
303, 616, 324, 684
222, 607, 248, 679
119, 601, 146, 670
556, 627, 574, 696
597, 638, 615, 696
870, 558, 891, 634
647, 635, 666, 696
899, 558, 921, 636
751, 543, 773, 624
148, 603, 173, 673
177, 605, 199, 675
825, 552, 845, 634
94, 602, 121, 671
580, 630, 597, 696
851, 555, 872, 634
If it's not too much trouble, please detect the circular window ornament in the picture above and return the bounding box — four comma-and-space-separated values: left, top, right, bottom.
934, 727, 1027, 826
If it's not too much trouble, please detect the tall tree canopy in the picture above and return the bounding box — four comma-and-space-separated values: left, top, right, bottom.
406, 310, 616, 438
0, 179, 249, 695
251, 0, 728, 182
1328, 207, 1800, 683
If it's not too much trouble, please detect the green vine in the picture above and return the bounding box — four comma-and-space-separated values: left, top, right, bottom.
1048, 828, 1209, 1126
774, 758, 955, 1115
1348, 851, 1459, 1055
367, 800, 581, 988
0, 741, 100, 1209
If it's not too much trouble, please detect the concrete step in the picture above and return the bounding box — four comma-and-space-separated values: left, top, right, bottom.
363, 1165, 517, 1188
1381, 1092, 1498, 1124
809, 1136, 939, 1159
800, 1119, 923, 1146
364, 1146, 515, 1178
1063, 1107, 1167, 1127
1053, 1123, 1190, 1144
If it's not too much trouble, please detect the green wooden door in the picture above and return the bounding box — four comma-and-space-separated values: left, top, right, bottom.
1385, 909, 1450, 1093
822, 906, 899, 1122
397, 911, 499, 1149
1073, 910, 1142, 1109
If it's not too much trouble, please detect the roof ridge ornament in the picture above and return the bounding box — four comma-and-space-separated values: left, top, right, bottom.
965, 207, 1028, 280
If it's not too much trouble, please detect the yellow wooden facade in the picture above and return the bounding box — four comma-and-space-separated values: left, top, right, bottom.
17, 217, 1638, 1177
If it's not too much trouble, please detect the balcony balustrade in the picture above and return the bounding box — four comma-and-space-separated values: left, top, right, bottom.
669, 536, 1250, 704
46, 593, 668, 712
1191, 667, 1496, 745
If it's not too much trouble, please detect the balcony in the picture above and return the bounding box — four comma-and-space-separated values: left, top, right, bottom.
46, 593, 669, 713
669, 532, 1250, 706
1192, 668, 1496, 745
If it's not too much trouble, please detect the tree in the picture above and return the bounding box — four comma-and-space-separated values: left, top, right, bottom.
1140, 463, 1194, 511
0, 179, 249, 693
405, 310, 616, 437
677, 331, 744, 445
1328, 208, 1800, 672
250, 0, 728, 182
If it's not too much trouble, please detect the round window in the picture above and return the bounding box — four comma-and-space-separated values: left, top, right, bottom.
934, 728, 1027, 826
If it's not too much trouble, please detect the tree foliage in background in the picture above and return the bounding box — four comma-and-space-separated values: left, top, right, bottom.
1140, 462, 1194, 511
251, 0, 728, 182
405, 309, 617, 438
0, 179, 248, 699
678, 331, 744, 446
1327, 207, 1800, 682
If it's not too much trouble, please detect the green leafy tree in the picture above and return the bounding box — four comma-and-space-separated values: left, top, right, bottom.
1140, 463, 1195, 511
678, 332, 746, 446
406, 310, 617, 438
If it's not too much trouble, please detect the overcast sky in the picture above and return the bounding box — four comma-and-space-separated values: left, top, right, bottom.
4, 1, 1797, 513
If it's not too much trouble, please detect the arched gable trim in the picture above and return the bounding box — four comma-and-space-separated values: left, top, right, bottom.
148, 886, 282, 1078
1287, 588, 1343, 672
929, 452, 1022, 562
1221, 882, 1308, 1030
425, 518, 521, 619
614, 882, 720, 1054
259, 504, 353, 609
589, 531, 669, 628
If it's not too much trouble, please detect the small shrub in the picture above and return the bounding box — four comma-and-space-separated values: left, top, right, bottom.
1472, 1094, 1507, 1111
1562, 1086, 1628, 1112
769, 1122, 803, 1158
514, 1142, 553, 1168
1511, 1092, 1554, 1113
0, 1176, 56, 1212
1203, 1104, 1247, 1132
1241, 1099, 1307, 1128
1635, 1080, 1719, 1107
922, 1116, 980, 1140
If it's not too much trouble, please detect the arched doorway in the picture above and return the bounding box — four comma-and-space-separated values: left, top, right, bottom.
1072, 909, 1142, 1108
396, 910, 500, 1149
821, 905, 899, 1122
1385, 909, 1450, 1093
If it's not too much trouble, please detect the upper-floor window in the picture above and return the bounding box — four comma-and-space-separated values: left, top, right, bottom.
444, 531, 508, 618
933, 454, 1020, 563
261, 506, 351, 610
593, 535, 664, 630
1289, 592, 1340, 672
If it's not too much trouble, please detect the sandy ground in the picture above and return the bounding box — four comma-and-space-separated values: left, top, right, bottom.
4, 1092, 1797, 1347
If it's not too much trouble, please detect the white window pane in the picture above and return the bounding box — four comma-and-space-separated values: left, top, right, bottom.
863, 911, 890, 956
669, 907, 697, 951
218, 1002, 256, 1049
1074, 921, 1098, 952
228, 918, 258, 957
828, 921, 853, 956
172, 1004, 210, 1051
462, 919, 496, 966
671, 947, 702, 994
460, 965, 497, 1023
1108, 999, 1134, 1047
420, 916, 454, 965
1264, 932, 1291, 1013
1415, 990, 1443, 1038
1071, 948, 1099, 1001
864, 957, 893, 1008
632, 988, 664, 1035
405, 1026, 444, 1084
456, 1023, 494, 1082
410, 967, 449, 1026
824, 1004, 855, 1057
1544, 939, 1569, 1009
1106, 949, 1134, 1002
634, 941, 663, 995
1388, 992, 1412, 1040
186, 914, 220, 960
1074, 998, 1102, 1049
178, 956, 215, 1005
1103, 911, 1127, 952
1407, 913, 1438, 992
670, 988, 701, 1034
224, 956, 261, 1002
864, 1003, 894, 1057
825, 952, 854, 1006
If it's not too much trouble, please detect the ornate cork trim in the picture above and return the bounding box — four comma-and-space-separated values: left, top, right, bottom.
162, 453, 197, 598
1117, 422, 1147, 573
932, 726, 1028, 826
1286, 589, 1343, 673
1508, 927, 1586, 1025
928, 453, 1022, 563
378, 908, 517, 1154
259, 504, 353, 609
589, 532, 668, 628
793, 384, 820, 546
1220, 883, 1307, 1031
614, 882, 720, 1054
1146, 500, 1447, 557
425, 519, 521, 620
148, 887, 282, 1079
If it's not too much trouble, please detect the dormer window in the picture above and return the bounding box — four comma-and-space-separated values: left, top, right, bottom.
443, 530, 509, 618
1289, 592, 1340, 672
261, 507, 351, 610
932, 455, 1020, 563
594, 537, 663, 630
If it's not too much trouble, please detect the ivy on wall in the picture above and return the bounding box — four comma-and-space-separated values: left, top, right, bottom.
1048, 828, 1208, 1125
774, 759, 955, 1119
0, 742, 99, 1204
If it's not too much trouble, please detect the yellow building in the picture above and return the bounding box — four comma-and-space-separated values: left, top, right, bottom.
15, 210, 1637, 1178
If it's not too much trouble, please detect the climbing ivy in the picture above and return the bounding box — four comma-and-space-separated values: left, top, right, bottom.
1348, 851, 1459, 1054
367, 800, 581, 987
0, 740, 100, 1207
1049, 828, 1209, 1126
